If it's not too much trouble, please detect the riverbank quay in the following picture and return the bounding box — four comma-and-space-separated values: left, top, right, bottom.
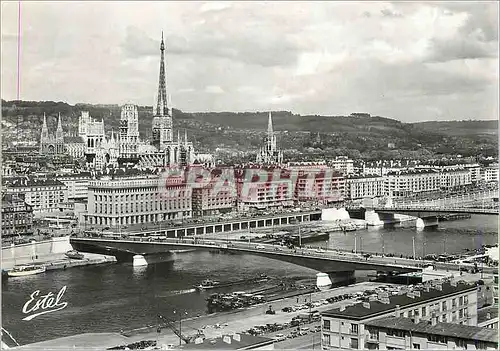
122, 281, 395, 346
1, 235, 116, 274
2, 252, 116, 273
10, 281, 387, 349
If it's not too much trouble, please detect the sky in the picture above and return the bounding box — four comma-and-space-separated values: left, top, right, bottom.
1, 1, 498, 122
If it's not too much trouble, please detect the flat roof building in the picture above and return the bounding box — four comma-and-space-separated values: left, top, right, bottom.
364, 317, 498, 350
183, 333, 275, 350
321, 280, 479, 350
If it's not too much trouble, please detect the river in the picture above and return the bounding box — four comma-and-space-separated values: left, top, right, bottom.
2, 214, 497, 346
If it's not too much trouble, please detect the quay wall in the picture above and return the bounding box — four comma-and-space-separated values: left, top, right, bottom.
1, 236, 72, 261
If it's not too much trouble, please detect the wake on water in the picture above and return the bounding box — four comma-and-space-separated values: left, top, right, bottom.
156, 288, 196, 298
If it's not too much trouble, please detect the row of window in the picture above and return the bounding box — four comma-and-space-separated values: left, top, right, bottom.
95, 201, 191, 214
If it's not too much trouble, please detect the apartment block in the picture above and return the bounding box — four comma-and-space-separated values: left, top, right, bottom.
364, 317, 497, 350
321, 280, 478, 350
3, 177, 68, 214
345, 175, 385, 200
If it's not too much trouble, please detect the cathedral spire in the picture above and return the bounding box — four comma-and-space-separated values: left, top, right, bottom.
56, 113, 63, 132
156, 32, 168, 117
41, 113, 48, 139
267, 111, 273, 135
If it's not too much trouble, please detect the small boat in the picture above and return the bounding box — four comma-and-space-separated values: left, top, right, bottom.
65, 250, 85, 260
341, 223, 357, 232
8, 264, 46, 277
195, 279, 220, 290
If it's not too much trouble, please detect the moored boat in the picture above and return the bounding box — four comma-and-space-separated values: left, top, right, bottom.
341, 222, 357, 232
65, 250, 85, 260
195, 279, 220, 290
7, 264, 46, 277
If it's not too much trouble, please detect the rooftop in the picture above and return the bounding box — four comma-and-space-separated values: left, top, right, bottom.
3, 177, 66, 188
63, 136, 84, 143
478, 306, 499, 324
322, 281, 476, 320
365, 317, 498, 344
13, 332, 130, 350
182, 334, 274, 350
386, 169, 439, 176
346, 174, 382, 180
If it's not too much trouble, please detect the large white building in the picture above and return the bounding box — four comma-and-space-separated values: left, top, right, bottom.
481, 163, 499, 183
439, 168, 472, 190
85, 169, 192, 227
329, 156, 354, 176
56, 172, 91, 200
384, 169, 441, 197
346, 175, 385, 200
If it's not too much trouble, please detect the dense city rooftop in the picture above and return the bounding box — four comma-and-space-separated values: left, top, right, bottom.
365, 317, 498, 343
321, 280, 476, 320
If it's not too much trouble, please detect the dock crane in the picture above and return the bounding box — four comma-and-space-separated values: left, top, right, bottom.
158, 315, 205, 344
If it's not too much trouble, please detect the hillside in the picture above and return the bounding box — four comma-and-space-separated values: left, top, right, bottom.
1, 100, 497, 160
413, 120, 498, 136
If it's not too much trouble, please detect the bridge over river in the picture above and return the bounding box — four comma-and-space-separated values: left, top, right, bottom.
69, 236, 496, 277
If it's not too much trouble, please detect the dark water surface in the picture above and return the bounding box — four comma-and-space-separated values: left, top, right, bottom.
2, 215, 497, 345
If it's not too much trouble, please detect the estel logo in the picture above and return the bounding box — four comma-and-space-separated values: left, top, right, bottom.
22, 286, 68, 321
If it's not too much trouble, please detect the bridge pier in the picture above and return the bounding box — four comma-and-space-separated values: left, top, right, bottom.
416, 216, 438, 229
325, 271, 356, 286
365, 210, 384, 226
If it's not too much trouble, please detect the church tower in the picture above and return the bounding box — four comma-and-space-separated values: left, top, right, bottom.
152, 32, 173, 150
256, 112, 283, 165
55, 113, 65, 154
40, 113, 49, 154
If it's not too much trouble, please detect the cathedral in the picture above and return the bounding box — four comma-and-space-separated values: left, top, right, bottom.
139, 33, 195, 168
256, 112, 283, 165
39, 113, 65, 155
39, 33, 200, 169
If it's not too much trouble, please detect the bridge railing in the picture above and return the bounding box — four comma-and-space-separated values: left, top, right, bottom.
72, 235, 428, 270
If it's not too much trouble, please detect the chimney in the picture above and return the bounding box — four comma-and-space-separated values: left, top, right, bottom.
340, 305, 346, 312
394, 305, 400, 317
233, 334, 241, 342
451, 280, 457, 287
223, 336, 231, 345
363, 302, 371, 309
487, 313, 491, 320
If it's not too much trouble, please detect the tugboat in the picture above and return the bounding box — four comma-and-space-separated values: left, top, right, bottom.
65, 250, 85, 260
7, 264, 46, 277
195, 279, 220, 291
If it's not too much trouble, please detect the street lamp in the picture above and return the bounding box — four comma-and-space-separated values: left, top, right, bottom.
354, 233, 357, 255
382, 233, 385, 256
412, 236, 416, 260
